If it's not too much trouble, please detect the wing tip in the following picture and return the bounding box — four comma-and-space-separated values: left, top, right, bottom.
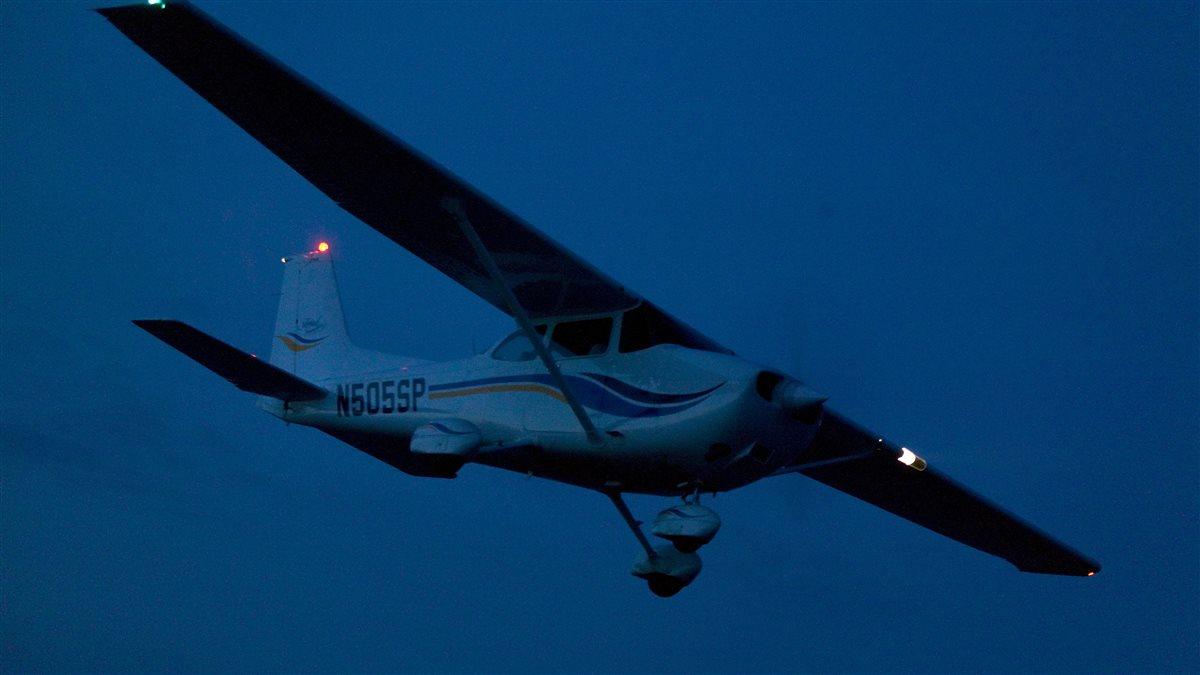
1014, 557, 1102, 577
94, 3, 150, 20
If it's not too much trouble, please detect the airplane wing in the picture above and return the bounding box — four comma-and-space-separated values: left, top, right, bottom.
134, 319, 326, 401
98, 2, 726, 354
787, 410, 1100, 576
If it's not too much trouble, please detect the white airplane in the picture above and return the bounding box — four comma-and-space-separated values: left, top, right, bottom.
101, 1, 1098, 596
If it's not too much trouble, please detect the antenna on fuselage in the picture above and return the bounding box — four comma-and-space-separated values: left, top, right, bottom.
442, 197, 604, 446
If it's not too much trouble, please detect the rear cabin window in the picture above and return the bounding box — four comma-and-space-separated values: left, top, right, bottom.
491, 326, 547, 362
549, 317, 613, 358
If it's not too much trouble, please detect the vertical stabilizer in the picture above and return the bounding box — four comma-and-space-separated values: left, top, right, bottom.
270, 246, 352, 380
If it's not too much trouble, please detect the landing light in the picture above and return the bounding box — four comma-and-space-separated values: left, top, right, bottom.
317, 241, 330, 253
898, 447, 927, 471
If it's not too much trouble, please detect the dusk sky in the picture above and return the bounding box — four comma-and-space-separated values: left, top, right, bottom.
2, 1, 1197, 671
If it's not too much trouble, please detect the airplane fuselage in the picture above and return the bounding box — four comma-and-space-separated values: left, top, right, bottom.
267, 345, 819, 496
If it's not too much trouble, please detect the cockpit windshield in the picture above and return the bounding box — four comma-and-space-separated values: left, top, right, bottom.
619, 303, 726, 353
548, 317, 613, 357
492, 304, 726, 361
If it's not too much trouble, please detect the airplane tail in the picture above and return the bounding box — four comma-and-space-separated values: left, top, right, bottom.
270, 245, 358, 381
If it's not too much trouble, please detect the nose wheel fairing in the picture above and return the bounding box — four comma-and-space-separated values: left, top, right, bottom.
651, 503, 721, 553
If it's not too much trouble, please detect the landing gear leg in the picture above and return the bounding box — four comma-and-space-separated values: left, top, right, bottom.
605, 491, 656, 559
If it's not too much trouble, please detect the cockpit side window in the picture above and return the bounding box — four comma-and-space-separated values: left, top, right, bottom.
491, 325, 547, 362
549, 317, 613, 358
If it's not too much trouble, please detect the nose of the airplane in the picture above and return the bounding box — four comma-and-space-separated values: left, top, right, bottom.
771, 379, 828, 412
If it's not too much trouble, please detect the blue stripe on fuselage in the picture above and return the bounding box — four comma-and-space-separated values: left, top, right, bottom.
579, 372, 722, 405
427, 373, 722, 418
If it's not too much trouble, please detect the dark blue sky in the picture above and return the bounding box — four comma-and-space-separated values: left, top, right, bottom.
2, 1, 1196, 671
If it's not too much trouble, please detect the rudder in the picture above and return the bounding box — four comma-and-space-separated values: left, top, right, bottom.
271, 246, 352, 380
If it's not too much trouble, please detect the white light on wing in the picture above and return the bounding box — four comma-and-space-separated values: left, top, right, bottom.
897, 447, 927, 471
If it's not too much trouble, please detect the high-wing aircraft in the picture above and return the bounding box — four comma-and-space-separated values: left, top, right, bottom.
100, 1, 1098, 596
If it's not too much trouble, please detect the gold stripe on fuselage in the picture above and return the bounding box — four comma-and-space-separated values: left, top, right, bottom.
428, 383, 567, 403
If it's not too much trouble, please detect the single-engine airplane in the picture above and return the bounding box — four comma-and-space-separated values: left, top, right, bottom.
101, 1, 1099, 596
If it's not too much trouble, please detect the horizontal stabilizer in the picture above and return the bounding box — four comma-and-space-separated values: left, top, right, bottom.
133, 319, 326, 401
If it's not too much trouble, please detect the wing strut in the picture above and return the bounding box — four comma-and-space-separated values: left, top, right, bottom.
444, 198, 604, 445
